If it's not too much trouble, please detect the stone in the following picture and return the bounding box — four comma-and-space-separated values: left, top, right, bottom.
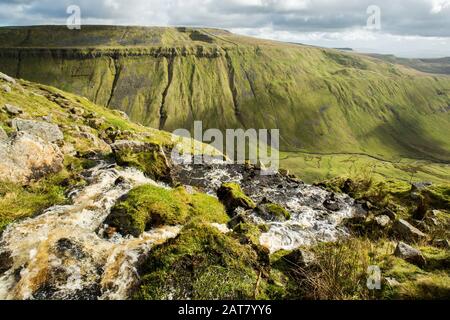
411, 182, 432, 192
87, 117, 106, 129
393, 219, 427, 241
4, 104, 22, 115
283, 249, 316, 268
0, 132, 64, 184
2, 85, 11, 93
433, 239, 450, 249
0, 127, 7, 142
384, 277, 400, 287
0, 251, 13, 274
255, 202, 291, 221
394, 242, 426, 267
323, 193, 341, 212
382, 208, 397, 220
0, 72, 16, 84
375, 215, 391, 228
217, 182, 256, 213
12, 118, 64, 143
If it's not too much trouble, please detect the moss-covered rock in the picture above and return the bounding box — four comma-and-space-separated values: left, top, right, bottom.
256, 203, 291, 221
105, 184, 229, 237
111, 140, 172, 183
217, 182, 256, 213
133, 222, 265, 300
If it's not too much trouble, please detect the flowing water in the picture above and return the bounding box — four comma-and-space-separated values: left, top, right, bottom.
0, 156, 357, 299
173, 156, 356, 253
0, 163, 180, 300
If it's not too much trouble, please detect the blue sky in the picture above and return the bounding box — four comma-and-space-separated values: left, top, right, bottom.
0, 0, 449, 58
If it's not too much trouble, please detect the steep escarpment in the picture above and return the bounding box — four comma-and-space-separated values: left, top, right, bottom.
1, 26, 449, 166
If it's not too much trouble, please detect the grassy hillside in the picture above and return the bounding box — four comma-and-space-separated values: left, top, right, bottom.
0, 26, 449, 183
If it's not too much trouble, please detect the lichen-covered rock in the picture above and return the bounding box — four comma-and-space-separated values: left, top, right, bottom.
393, 219, 427, 242
0, 132, 64, 184
394, 242, 426, 267
374, 215, 391, 228
12, 118, 64, 143
3, 104, 22, 115
0, 72, 16, 84
217, 182, 256, 213
111, 140, 172, 182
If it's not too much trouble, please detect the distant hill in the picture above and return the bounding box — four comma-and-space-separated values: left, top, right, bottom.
0, 26, 449, 171
367, 54, 450, 75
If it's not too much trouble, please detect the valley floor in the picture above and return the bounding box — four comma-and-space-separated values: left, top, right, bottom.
280, 151, 450, 185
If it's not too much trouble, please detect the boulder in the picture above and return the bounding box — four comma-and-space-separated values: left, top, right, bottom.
217, 182, 256, 213
12, 118, 64, 143
0, 72, 16, 84
3, 104, 22, 115
433, 239, 450, 249
0, 251, 13, 274
255, 202, 291, 221
283, 249, 316, 268
393, 219, 427, 241
394, 242, 426, 267
374, 215, 391, 228
111, 140, 172, 182
0, 132, 64, 184
1, 85, 11, 93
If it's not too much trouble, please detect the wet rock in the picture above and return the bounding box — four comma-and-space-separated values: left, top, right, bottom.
394, 242, 426, 267
3, 104, 23, 115
0, 251, 13, 274
12, 118, 64, 143
283, 249, 315, 268
111, 140, 172, 182
1, 84, 11, 93
0, 132, 64, 184
323, 193, 341, 212
217, 182, 256, 213
374, 215, 391, 228
255, 202, 291, 221
0, 72, 16, 84
0, 127, 7, 142
393, 219, 427, 242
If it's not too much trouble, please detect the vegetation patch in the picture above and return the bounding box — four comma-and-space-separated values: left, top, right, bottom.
106, 184, 229, 237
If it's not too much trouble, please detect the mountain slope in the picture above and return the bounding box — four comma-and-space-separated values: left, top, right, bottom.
0, 26, 449, 166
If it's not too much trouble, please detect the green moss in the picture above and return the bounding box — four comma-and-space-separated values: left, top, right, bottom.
258, 203, 291, 221
217, 182, 256, 212
107, 184, 229, 236
115, 148, 171, 182
0, 171, 70, 232
134, 222, 263, 300
420, 246, 450, 270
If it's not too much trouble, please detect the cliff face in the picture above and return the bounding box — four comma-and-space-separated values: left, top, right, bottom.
1, 26, 450, 162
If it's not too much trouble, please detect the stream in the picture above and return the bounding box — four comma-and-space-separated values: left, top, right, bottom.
0, 156, 357, 299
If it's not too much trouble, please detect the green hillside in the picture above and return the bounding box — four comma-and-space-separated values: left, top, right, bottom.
0, 26, 449, 182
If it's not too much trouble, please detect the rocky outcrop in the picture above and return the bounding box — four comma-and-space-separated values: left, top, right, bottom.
255, 201, 291, 222
394, 242, 426, 267
12, 118, 64, 143
0, 132, 64, 184
393, 219, 427, 242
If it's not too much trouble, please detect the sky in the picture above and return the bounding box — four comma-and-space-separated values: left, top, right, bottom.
0, 0, 449, 58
